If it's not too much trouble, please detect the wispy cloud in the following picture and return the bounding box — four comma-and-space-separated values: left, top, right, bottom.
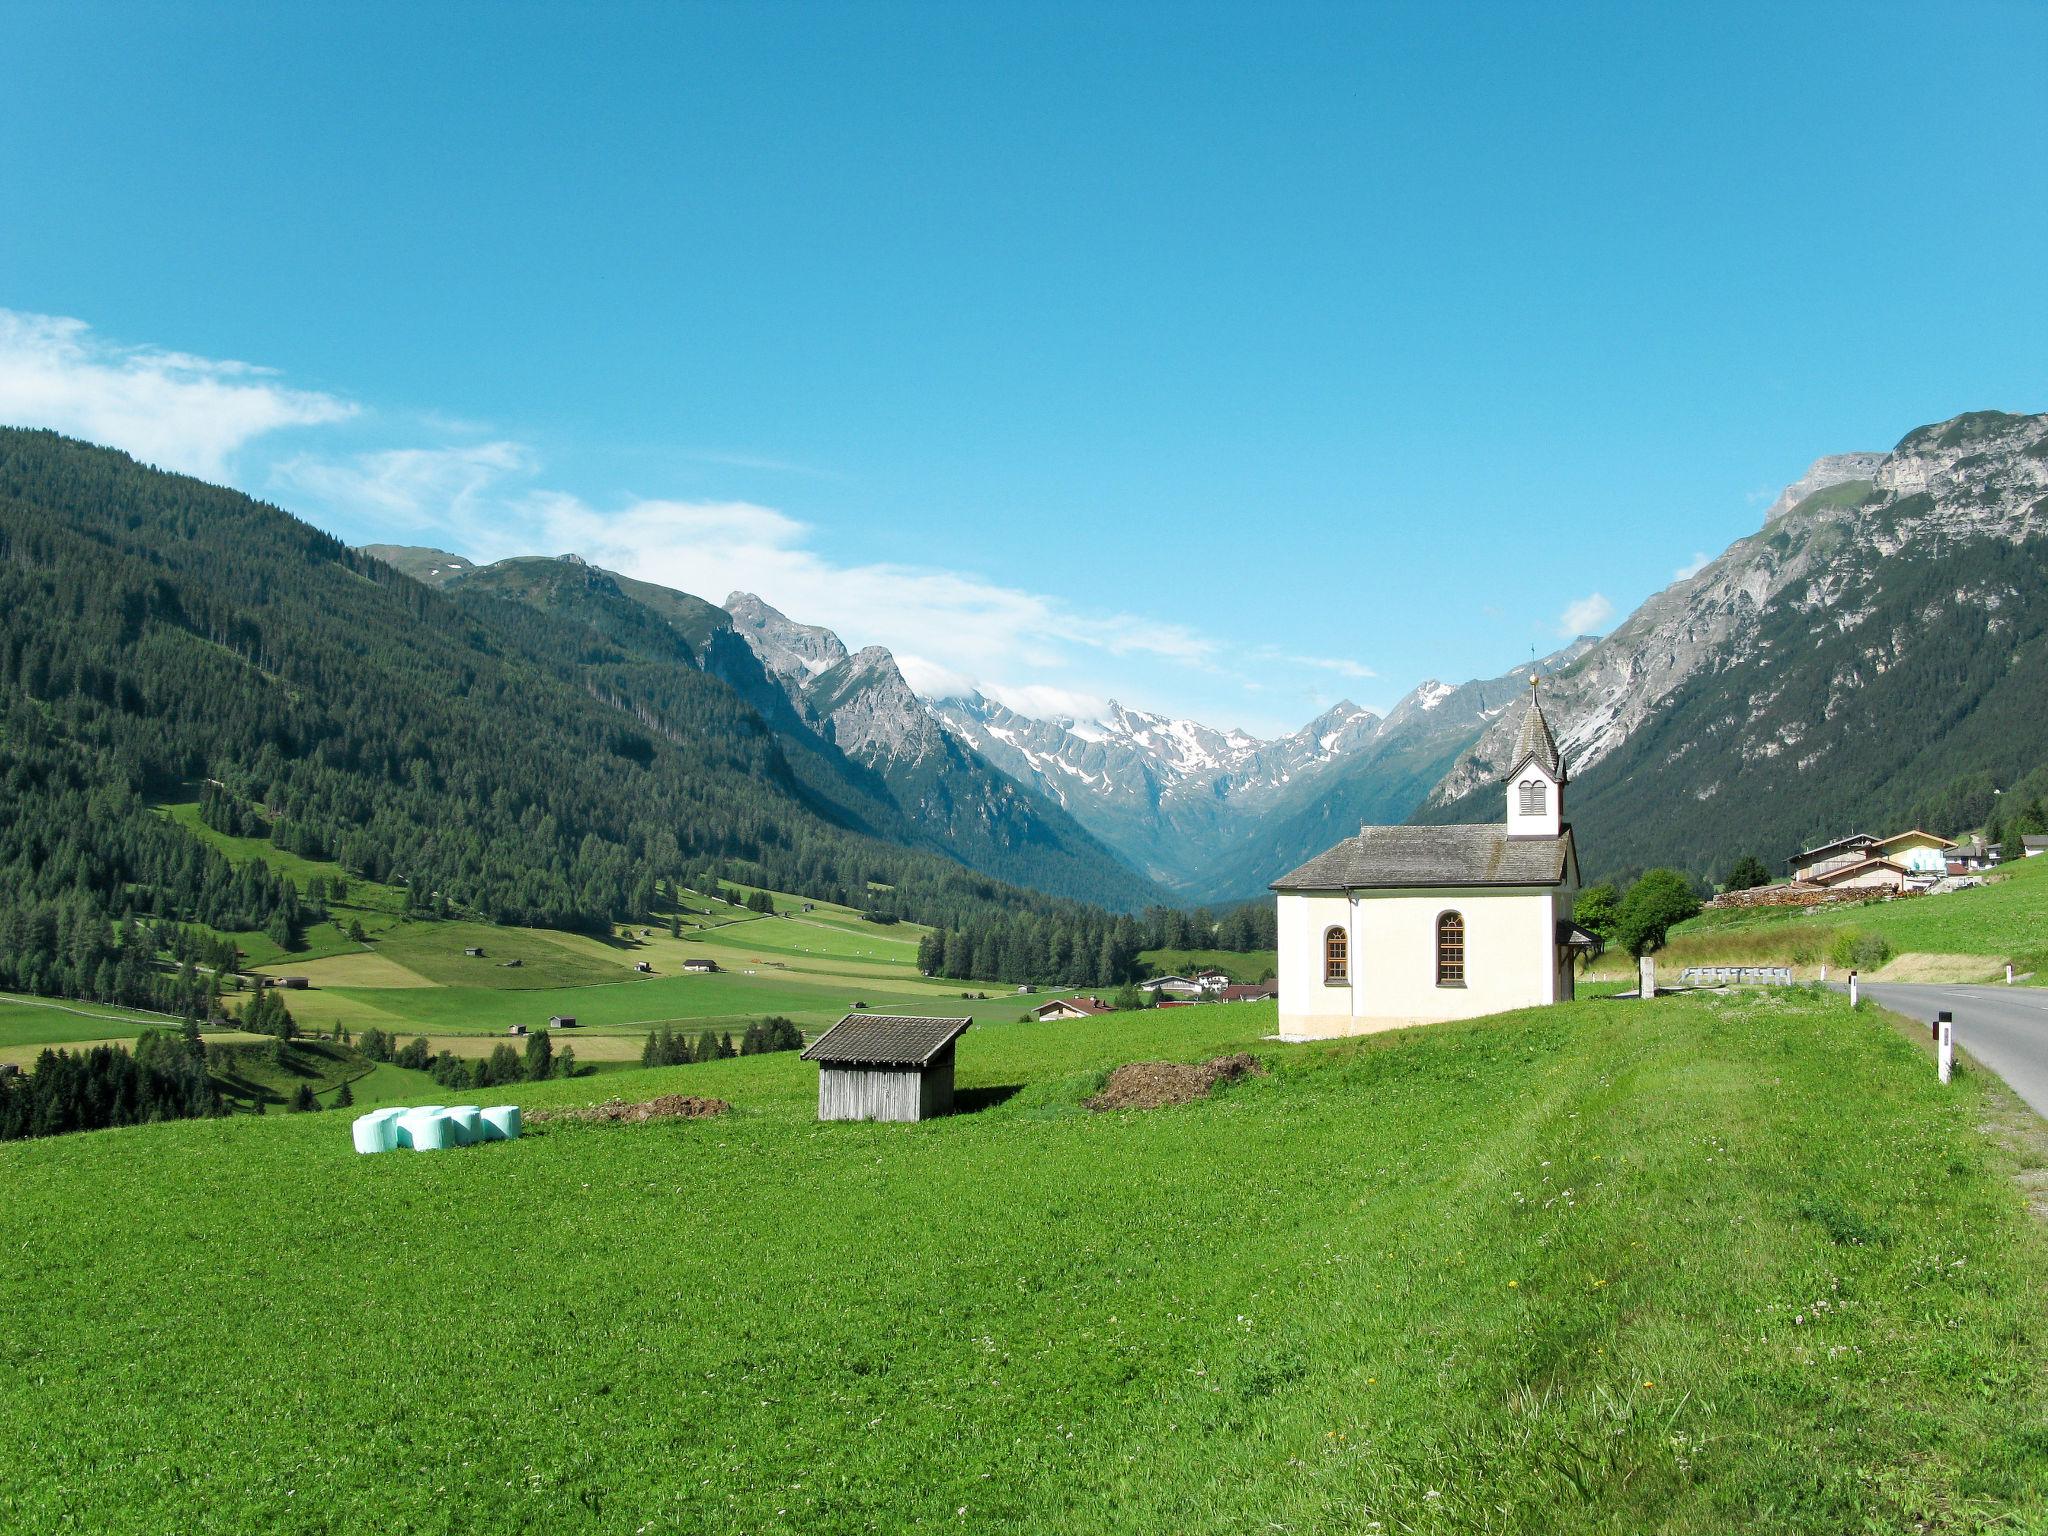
518, 487, 1222, 682
1272, 651, 1377, 681
273, 441, 535, 532
1558, 592, 1614, 636
0, 309, 355, 481
1672, 550, 1710, 581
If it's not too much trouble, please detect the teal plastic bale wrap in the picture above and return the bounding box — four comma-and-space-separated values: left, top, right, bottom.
350, 1108, 405, 1155
480, 1105, 521, 1141
396, 1108, 451, 1151
441, 1105, 482, 1145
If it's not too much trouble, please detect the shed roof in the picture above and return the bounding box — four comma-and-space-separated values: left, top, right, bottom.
802, 1014, 971, 1068
1272, 824, 1575, 891
1789, 833, 1876, 864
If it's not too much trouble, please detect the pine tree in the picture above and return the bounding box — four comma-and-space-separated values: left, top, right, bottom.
334, 1077, 354, 1108
289, 1084, 317, 1112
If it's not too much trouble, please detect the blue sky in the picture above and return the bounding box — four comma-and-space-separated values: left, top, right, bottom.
3, 2, 2044, 734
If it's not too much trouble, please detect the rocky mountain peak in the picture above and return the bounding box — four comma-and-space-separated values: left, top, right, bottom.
1761, 452, 1885, 524
723, 591, 849, 686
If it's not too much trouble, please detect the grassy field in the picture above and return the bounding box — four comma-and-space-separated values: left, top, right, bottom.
4, 990, 2045, 1531
1594, 853, 2048, 982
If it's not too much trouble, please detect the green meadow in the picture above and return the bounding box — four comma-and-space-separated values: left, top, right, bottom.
4, 990, 2045, 1532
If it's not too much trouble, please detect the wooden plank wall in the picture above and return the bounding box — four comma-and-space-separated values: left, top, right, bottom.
819, 1066, 925, 1122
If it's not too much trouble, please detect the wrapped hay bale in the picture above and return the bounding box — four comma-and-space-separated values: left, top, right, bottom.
395, 1107, 448, 1151
480, 1105, 521, 1141
350, 1107, 405, 1155
441, 1105, 483, 1146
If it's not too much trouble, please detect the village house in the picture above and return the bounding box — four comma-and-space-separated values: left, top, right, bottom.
634, 960, 653, 973
1272, 682, 1590, 1040
1192, 969, 1231, 989
802, 1014, 970, 1122
1871, 829, 1956, 878
1030, 995, 1113, 1021
548, 1014, 578, 1029
682, 957, 719, 973
464, 946, 486, 958
1138, 975, 1203, 997
2026, 836, 2048, 859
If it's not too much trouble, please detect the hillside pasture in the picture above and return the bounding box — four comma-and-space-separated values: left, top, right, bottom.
1615, 854, 2048, 980
4, 991, 2045, 1532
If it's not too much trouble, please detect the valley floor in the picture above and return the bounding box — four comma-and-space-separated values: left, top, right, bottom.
3, 991, 2045, 1532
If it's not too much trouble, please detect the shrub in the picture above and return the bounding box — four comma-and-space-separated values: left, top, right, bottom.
1828, 930, 1892, 971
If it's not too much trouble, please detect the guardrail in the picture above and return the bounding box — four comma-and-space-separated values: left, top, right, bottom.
1678, 965, 1794, 987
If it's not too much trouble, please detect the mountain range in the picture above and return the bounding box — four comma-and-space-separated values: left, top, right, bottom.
370, 406, 2048, 899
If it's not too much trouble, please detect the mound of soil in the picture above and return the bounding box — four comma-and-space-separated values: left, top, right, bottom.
1086, 1053, 1264, 1112
529, 1094, 731, 1125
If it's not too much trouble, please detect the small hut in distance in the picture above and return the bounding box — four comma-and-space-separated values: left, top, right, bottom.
802, 1014, 971, 1122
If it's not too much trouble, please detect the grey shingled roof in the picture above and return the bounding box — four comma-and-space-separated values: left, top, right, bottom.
1270, 824, 1574, 891
1506, 692, 1567, 783
801, 1014, 971, 1067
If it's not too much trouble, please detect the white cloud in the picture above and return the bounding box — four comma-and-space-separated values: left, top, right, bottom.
508, 487, 1222, 687
981, 682, 1115, 723
273, 441, 535, 532
0, 309, 355, 481
1672, 551, 1710, 581
1265, 650, 1377, 680
1558, 592, 1614, 636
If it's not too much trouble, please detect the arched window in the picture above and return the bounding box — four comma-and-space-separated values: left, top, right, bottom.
1323, 926, 1348, 984
1519, 779, 1546, 816
1436, 911, 1465, 986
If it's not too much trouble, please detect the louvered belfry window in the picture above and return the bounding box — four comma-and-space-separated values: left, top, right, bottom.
1324, 927, 1348, 984
1519, 779, 1546, 816
1437, 911, 1465, 986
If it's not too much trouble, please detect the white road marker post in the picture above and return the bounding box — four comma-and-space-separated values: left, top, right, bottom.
1937, 1010, 1954, 1085
1820, 962, 1828, 983
1638, 954, 1655, 999
2008, 963, 2015, 986
1848, 970, 1858, 1008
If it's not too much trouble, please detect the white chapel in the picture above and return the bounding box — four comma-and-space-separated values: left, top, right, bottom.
1270, 682, 1594, 1039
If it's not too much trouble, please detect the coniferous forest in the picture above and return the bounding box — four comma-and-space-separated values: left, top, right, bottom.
0, 429, 1157, 1013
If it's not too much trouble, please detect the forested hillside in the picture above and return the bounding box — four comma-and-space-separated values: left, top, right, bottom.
387, 551, 1162, 907
0, 430, 1156, 1010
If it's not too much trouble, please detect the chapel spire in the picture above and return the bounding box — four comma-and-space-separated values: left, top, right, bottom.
1507, 676, 1565, 785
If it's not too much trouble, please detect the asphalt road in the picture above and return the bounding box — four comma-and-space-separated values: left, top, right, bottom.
1853, 980, 2048, 1120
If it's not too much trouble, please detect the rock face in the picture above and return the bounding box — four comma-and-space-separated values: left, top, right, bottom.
723, 591, 848, 687
1420, 410, 2048, 880
1760, 453, 1886, 523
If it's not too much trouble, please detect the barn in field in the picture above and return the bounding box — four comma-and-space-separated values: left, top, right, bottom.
801, 1014, 971, 1123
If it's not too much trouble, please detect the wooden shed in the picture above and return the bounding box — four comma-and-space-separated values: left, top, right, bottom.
801, 1014, 971, 1123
